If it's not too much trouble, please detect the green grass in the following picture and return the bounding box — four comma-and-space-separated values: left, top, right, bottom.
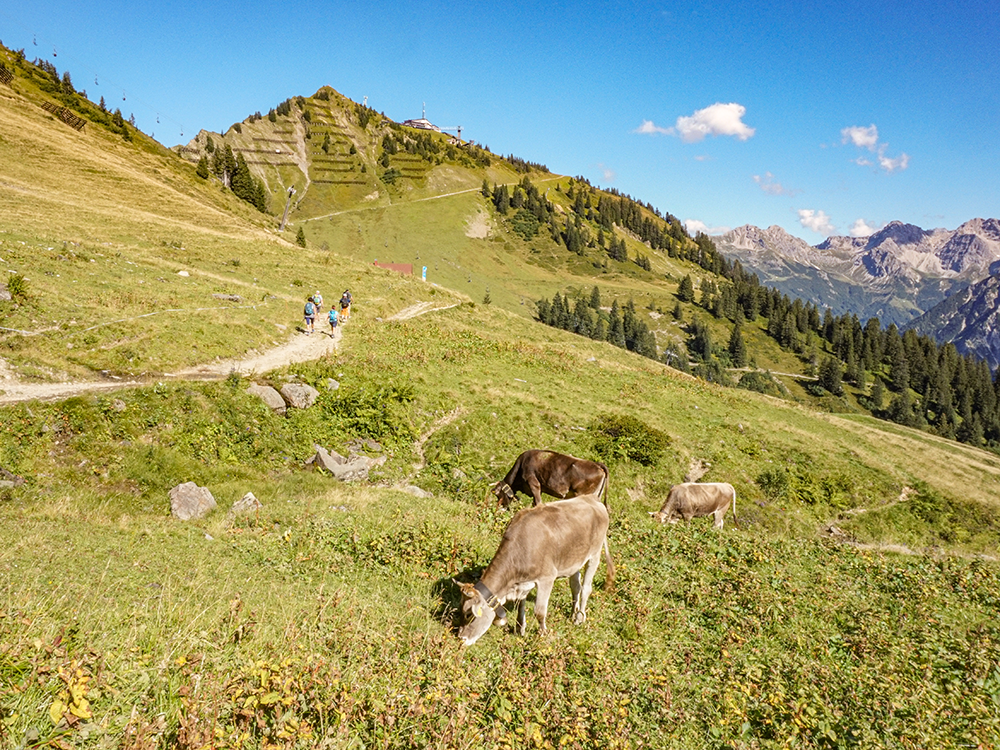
3, 46, 1000, 748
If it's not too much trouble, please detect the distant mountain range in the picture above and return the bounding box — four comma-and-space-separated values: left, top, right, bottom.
713, 219, 1000, 368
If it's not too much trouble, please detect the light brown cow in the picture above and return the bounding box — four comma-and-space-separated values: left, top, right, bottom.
456, 493, 615, 646
493, 449, 609, 509
650, 482, 739, 529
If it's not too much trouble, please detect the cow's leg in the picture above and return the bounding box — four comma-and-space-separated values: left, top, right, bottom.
516, 598, 527, 635
533, 579, 555, 634
569, 570, 582, 616
574, 553, 601, 624
714, 508, 725, 529
527, 478, 543, 506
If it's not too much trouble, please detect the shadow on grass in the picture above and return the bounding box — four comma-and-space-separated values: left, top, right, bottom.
431, 565, 485, 636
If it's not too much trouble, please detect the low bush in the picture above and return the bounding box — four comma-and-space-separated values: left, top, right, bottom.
589, 412, 670, 466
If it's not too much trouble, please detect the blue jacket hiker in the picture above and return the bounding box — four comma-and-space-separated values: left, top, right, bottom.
328, 307, 339, 333
303, 297, 316, 334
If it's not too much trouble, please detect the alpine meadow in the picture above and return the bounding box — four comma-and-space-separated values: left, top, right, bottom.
2, 44, 1000, 750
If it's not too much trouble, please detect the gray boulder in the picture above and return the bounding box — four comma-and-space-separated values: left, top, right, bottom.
309, 445, 386, 482
280, 382, 319, 410
169, 482, 217, 521
247, 383, 286, 415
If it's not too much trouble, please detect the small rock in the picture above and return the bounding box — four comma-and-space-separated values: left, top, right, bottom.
177, 270, 190, 277
280, 382, 319, 410
230, 492, 263, 516
400, 485, 433, 498
169, 482, 217, 521
247, 383, 286, 415
311, 444, 386, 482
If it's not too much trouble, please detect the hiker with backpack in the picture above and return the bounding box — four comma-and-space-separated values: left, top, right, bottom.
328, 306, 339, 336
303, 296, 316, 334
339, 290, 352, 322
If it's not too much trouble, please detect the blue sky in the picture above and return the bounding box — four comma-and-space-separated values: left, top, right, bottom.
2, 0, 997, 243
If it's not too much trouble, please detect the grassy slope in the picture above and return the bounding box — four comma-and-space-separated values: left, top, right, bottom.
2, 54, 1000, 748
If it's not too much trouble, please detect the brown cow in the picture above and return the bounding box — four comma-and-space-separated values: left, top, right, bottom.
493, 449, 609, 509
456, 493, 615, 646
650, 482, 739, 529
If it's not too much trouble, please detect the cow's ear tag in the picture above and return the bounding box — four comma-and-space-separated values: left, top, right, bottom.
473, 605, 483, 618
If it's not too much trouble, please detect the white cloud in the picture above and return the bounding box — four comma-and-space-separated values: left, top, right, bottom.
637, 103, 755, 143
842, 123, 910, 173
675, 102, 755, 143
634, 119, 672, 135
849, 218, 880, 237
841, 124, 879, 151
753, 171, 794, 196
877, 149, 910, 173
798, 209, 836, 235
598, 163, 616, 183
684, 219, 731, 236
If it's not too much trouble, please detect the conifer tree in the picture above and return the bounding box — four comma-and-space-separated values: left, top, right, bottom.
589, 285, 602, 310
196, 156, 209, 179
296, 226, 306, 247
573, 298, 592, 337
592, 314, 608, 342
818, 356, 844, 396
728, 322, 747, 368
689, 318, 712, 361
870, 377, 886, 411
535, 297, 550, 324
608, 300, 626, 349
890, 346, 910, 393
677, 274, 695, 303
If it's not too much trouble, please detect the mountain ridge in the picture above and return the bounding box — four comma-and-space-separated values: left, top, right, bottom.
713, 219, 1000, 328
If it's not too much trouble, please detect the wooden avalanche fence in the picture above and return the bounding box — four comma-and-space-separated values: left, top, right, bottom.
0, 67, 13, 87
40, 101, 87, 131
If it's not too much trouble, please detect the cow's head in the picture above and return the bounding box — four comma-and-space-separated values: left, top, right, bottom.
649, 510, 677, 524
455, 580, 506, 646
492, 481, 516, 509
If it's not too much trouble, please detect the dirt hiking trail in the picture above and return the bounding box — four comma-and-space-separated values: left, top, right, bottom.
0, 300, 454, 405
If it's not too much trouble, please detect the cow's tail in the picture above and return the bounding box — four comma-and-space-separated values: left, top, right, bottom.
602, 537, 616, 593
598, 462, 610, 512
730, 485, 740, 529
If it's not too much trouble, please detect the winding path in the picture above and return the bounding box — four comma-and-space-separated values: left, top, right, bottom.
0, 299, 460, 405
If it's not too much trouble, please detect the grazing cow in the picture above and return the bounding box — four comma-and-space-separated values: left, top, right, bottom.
456, 493, 615, 646
493, 449, 609, 509
650, 482, 739, 529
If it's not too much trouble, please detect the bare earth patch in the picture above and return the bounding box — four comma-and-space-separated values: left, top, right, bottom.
465, 211, 490, 239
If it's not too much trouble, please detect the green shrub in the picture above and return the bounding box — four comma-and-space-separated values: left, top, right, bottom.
588, 412, 669, 466
320, 382, 416, 447
510, 209, 539, 240
757, 466, 790, 499
5, 273, 28, 302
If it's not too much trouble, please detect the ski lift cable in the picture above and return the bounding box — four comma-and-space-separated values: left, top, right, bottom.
1, 19, 190, 141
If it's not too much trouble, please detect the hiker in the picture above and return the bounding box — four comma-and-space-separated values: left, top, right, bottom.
328, 306, 339, 335
303, 296, 316, 334
313, 290, 324, 315
340, 290, 352, 321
